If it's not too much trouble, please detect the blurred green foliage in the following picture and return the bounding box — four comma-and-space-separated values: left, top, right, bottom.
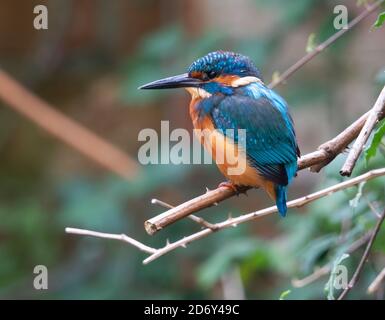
1, 0, 385, 300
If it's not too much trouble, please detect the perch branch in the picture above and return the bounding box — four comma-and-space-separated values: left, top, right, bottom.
340, 85, 385, 176
268, 0, 385, 88
145, 91, 385, 235
338, 208, 385, 300
65, 168, 385, 264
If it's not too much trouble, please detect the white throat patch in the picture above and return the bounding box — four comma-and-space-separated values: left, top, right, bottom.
186, 87, 212, 99
231, 76, 263, 87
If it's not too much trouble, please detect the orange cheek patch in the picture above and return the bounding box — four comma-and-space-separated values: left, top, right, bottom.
190, 71, 203, 79
215, 75, 240, 86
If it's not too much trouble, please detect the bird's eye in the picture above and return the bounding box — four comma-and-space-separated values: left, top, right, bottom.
200, 70, 217, 81
207, 70, 217, 79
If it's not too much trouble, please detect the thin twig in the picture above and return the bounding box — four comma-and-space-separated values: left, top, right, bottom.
338, 208, 385, 300
292, 265, 331, 288
151, 198, 174, 210
66, 168, 385, 264
65, 227, 156, 254
367, 267, 385, 294
268, 0, 385, 88
365, 197, 382, 218
340, 86, 385, 176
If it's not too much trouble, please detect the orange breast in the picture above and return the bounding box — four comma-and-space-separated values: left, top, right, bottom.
188, 97, 276, 200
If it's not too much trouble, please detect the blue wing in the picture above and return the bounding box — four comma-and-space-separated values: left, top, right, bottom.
209, 93, 299, 186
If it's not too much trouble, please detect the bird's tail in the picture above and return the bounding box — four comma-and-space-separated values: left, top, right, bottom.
275, 185, 287, 217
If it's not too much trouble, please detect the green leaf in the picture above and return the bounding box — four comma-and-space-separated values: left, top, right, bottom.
306, 33, 317, 53
279, 289, 291, 300
324, 253, 349, 300
365, 118, 385, 164
372, 11, 385, 29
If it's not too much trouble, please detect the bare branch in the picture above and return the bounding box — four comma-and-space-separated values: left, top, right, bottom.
340, 86, 385, 176
65, 227, 157, 254
268, 0, 385, 88
151, 198, 174, 209
292, 265, 331, 288
338, 209, 385, 300
365, 197, 382, 218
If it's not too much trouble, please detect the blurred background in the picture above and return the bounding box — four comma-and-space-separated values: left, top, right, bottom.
0, 0, 384, 299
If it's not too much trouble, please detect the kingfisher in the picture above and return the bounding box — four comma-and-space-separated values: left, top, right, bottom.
139, 51, 300, 216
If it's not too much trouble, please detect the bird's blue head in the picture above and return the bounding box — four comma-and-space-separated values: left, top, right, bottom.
188, 51, 262, 81
139, 51, 262, 95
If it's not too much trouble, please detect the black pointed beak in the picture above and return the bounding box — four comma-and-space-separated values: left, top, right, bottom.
138, 73, 202, 90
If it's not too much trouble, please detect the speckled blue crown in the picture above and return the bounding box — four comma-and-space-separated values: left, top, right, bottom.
188, 51, 262, 79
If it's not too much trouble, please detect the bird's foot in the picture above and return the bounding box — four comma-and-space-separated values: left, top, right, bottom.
218, 181, 246, 196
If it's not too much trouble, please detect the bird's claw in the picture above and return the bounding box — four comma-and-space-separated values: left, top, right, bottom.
218, 181, 245, 196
